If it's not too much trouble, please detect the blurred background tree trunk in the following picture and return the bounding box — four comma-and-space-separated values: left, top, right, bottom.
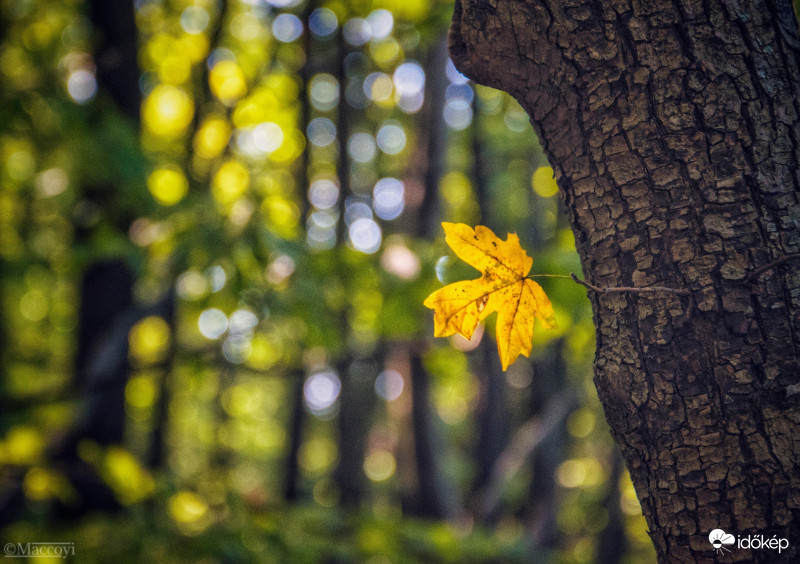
400, 35, 461, 520
526, 339, 570, 548
48, 0, 143, 515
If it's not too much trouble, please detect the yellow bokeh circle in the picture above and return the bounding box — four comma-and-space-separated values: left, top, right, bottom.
363, 450, 396, 482
209, 60, 247, 105
212, 160, 250, 204
147, 166, 189, 206
193, 118, 231, 159
532, 166, 559, 198
142, 85, 195, 137
129, 315, 171, 364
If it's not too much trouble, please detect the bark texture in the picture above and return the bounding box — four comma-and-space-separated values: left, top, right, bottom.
450, 0, 800, 562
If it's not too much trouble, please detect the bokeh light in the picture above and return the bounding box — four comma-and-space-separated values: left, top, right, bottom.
129, 316, 171, 364
381, 243, 421, 279
147, 166, 189, 206
363, 72, 393, 103
374, 370, 404, 401
533, 166, 560, 197
176, 270, 208, 300
307, 117, 336, 147
344, 201, 373, 225
370, 37, 401, 67
363, 450, 396, 482
348, 218, 382, 254
198, 308, 228, 339
126, 374, 157, 410
366, 10, 393, 39
446, 83, 474, 104
67, 70, 96, 103
272, 13, 303, 43
143, 85, 195, 137
229, 309, 258, 334
372, 177, 404, 220
223, 334, 252, 364
307, 224, 336, 250
309, 74, 339, 111
19, 290, 47, 322
308, 210, 337, 231
393, 61, 424, 96
304, 371, 341, 416
206, 265, 227, 292
265, 254, 295, 285
446, 58, 470, 84
194, 118, 231, 159
209, 60, 247, 106
343, 18, 371, 46
376, 123, 406, 155
237, 122, 284, 157
169, 491, 209, 525
308, 178, 339, 210
212, 160, 250, 205
309, 8, 337, 38
35, 168, 69, 198
348, 132, 377, 163
180, 6, 210, 35
301, 438, 337, 475
443, 100, 472, 130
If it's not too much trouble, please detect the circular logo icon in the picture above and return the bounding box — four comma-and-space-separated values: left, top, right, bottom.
709, 529, 735, 554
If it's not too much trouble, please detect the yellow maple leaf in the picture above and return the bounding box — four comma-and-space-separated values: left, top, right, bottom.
424, 223, 557, 370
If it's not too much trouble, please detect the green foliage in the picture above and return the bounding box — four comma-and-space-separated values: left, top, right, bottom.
3, 504, 536, 564
0, 0, 655, 563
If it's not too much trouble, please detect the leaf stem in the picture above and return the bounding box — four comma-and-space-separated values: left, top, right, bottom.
568, 273, 690, 296
533, 253, 800, 290
527, 273, 689, 295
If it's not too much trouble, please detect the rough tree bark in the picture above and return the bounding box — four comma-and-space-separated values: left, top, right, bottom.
450, 0, 800, 562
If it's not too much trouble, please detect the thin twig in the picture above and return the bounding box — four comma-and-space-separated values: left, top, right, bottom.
569, 273, 690, 296
527, 274, 574, 279
748, 253, 800, 281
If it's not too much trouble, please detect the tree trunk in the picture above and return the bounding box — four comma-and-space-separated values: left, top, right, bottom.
408, 353, 457, 519
597, 450, 629, 564
527, 339, 570, 549
397, 34, 460, 520
88, 0, 140, 120
334, 358, 377, 507
419, 37, 450, 239
450, 1, 800, 562
469, 334, 509, 524
283, 371, 306, 502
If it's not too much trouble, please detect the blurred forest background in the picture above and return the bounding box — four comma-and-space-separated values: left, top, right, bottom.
0, 0, 656, 562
